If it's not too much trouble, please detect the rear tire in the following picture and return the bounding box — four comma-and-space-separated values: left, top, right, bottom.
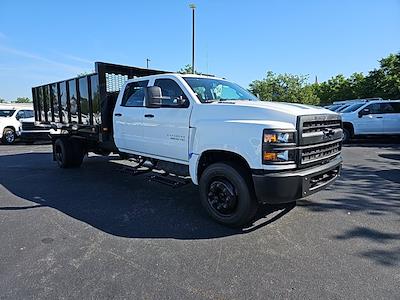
54, 138, 85, 168
199, 162, 258, 227
2, 128, 16, 145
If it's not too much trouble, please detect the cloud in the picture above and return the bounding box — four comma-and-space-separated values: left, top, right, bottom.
0, 45, 84, 73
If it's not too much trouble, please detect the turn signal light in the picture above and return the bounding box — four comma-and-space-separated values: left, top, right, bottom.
263, 151, 278, 161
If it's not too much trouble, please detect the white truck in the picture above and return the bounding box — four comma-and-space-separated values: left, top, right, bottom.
0, 103, 34, 144
32, 62, 343, 227
340, 99, 400, 142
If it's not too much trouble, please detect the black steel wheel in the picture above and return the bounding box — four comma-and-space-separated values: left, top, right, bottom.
54, 138, 85, 168
199, 162, 258, 227
207, 179, 238, 216
2, 128, 16, 145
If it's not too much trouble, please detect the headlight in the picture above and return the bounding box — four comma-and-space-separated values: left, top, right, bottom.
262, 129, 296, 164
263, 132, 295, 144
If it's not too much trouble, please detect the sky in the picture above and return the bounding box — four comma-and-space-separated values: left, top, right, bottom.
0, 0, 399, 101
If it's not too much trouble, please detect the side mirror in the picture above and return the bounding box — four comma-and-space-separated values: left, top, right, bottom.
358, 108, 370, 118
144, 86, 162, 108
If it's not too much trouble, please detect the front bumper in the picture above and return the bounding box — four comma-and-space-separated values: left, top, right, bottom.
252, 156, 342, 204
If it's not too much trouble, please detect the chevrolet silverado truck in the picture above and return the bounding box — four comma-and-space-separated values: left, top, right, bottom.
32, 62, 343, 227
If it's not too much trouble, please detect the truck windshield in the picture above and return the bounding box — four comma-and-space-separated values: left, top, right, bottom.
183, 77, 259, 103
0, 110, 15, 117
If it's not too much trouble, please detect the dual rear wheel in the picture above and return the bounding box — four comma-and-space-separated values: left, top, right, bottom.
54, 138, 85, 168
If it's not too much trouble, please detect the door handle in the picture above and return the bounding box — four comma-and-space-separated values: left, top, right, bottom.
144, 114, 154, 118
376, 116, 383, 119
114, 113, 122, 117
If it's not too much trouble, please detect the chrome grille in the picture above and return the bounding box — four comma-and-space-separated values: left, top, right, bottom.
302, 119, 342, 134
301, 141, 341, 165
297, 114, 343, 166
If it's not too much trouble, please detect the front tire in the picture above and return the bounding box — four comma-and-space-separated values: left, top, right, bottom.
343, 128, 351, 143
199, 162, 258, 227
2, 128, 16, 145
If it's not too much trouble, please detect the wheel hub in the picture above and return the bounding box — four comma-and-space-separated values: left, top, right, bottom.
5, 131, 15, 143
207, 180, 237, 215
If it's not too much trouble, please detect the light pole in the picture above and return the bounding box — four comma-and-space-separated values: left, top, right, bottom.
189, 3, 196, 74
146, 58, 151, 69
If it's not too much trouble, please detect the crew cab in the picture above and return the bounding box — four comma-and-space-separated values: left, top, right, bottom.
32, 62, 343, 227
0, 104, 34, 144
341, 99, 400, 142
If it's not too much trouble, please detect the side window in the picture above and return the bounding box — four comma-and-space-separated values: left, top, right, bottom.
122, 80, 148, 107
154, 79, 189, 108
16, 110, 25, 119
365, 103, 383, 114
382, 102, 400, 114
391, 103, 400, 113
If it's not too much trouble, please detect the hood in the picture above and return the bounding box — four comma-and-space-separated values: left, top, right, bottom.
192, 100, 339, 129
227, 100, 334, 115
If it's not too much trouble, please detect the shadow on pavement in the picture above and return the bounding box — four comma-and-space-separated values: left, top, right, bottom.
298, 148, 400, 267
0, 152, 293, 240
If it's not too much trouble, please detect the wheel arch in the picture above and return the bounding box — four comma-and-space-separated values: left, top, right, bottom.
3, 125, 16, 132
343, 122, 354, 136
196, 150, 253, 184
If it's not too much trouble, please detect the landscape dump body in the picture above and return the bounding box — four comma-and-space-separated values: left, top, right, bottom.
32, 62, 167, 151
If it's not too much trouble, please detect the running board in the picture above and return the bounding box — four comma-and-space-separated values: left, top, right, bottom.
148, 174, 191, 188
118, 166, 150, 177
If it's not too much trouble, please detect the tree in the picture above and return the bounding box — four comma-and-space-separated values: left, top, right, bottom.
249, 71, 320, 105
178, 64, 204, 75
315, 52, 400, 103
15, 97, 32, 103
0, 98, 6, 103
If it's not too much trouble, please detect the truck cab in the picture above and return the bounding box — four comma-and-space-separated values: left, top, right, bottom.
113, 74, 343, 226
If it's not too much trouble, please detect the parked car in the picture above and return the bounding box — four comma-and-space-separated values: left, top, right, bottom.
31, 62, 343, 227
0, 104, 34, 144
342, 99, 400, 142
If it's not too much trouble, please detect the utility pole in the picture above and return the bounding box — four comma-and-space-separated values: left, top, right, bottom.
146, 58, 151, 69
189, 4, 196, 74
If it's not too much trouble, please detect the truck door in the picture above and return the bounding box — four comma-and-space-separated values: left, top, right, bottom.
356, 103, 384, 134
142, 78, 191, 162
113, 80, 149, 152
382, 102, 400, 134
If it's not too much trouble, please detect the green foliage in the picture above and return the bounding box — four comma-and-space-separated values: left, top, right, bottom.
249, 71, 320, 105
0, 98, 7, 103
250, 52, 400, 105
315, 52, 400, 103
14, 97, 32, 103
178, 64, 203, 75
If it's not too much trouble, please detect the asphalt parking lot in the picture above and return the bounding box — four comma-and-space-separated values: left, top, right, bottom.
0, 141, 399, 299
